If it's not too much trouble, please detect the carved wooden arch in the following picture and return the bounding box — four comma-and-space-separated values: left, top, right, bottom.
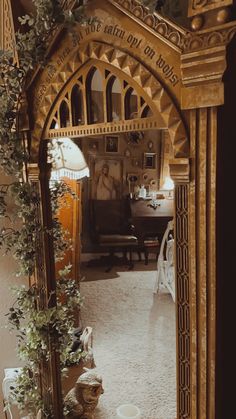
46, 59, 163, 133
30, 41, 189, 159
29, 41, 192, 419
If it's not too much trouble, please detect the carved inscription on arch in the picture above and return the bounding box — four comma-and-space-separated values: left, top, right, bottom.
31, 42, 188, 160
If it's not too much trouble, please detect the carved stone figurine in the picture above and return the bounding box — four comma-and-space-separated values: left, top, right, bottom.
64, 369, 104, 419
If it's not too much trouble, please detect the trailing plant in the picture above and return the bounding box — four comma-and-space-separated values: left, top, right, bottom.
0, 0, 158, 416
0, 2, 87, 416
6, 265, 84, 415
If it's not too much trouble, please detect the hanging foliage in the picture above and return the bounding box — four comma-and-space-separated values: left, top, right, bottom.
0, 0, 158, 417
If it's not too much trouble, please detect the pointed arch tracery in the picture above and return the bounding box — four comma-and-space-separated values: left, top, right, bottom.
47, 61, 155, 132
31, 41, 189, 161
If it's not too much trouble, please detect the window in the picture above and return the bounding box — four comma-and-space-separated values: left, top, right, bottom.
106, 76, 122, 122
125, 87, 138, 119
86, 67, 104, 124
59, 100, 70, 128
71, 84, 84, 126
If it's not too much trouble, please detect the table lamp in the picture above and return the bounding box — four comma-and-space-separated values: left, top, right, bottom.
161, 176, 174, 199
49, 137, 89, 181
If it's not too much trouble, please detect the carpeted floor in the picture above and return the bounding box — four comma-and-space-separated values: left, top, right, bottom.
80, 261, 176, 419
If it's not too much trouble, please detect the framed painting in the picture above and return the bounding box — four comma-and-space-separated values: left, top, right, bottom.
143, 152, 156, 169
105, 135, 119, 153
91, 157, 123, 200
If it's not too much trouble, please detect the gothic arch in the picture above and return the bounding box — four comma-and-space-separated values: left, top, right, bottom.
29, 39, 192, 419
30, 41, 189, 161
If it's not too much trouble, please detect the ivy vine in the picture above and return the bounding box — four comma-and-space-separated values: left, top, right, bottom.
0, 0, 156, 417
6, 266, 84, 416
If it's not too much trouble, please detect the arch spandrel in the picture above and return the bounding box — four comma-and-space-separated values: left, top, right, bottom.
31, 20, 183, 101
29, 0, 188, 152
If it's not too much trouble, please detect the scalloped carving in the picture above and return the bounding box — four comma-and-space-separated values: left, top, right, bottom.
111, 0, 184, 50
207, 31, 224, 46
31, 42, 188, 160
169, 32, 181, 46
184, 24, 236, 52
123, 0, 131, 10
156, 22, 168, 36
144, 14, 155, 27
133, 5, 143, 18
227, 27, 236, 42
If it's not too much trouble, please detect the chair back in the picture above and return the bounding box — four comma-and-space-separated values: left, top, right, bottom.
90, 199, 131, 237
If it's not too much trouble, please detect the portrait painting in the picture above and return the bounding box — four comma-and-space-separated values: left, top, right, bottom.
91, 157, 122, 200
105, 135, 119, 153
143, 152, 156, 169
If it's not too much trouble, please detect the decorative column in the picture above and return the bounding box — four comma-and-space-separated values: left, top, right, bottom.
173, 108, 217, 419
188, 106, 217, 419
169, 158, 191, 419
28, 157, 63, 418
180, 1, 236, 415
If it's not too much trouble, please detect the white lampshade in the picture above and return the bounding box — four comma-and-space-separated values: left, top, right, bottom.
49, 137, 89, 181
161, 176, 174, 190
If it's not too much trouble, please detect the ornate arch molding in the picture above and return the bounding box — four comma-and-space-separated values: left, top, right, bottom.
30, 41, 189, 160
110, 0, 185, 51
45, 59, 166, 135
29, 39, 193, 419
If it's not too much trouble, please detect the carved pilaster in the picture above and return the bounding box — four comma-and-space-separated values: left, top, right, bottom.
188, 107, 217, 419
0, 0, 17, 60
27, 164, 45, 295
169, 159, 191, 419
28, 160, 63, 418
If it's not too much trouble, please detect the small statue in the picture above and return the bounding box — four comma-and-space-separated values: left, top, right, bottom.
64, 369, 104, 419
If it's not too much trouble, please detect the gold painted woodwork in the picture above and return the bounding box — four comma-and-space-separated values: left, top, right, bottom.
169, 160, 191, 417
47, 118, 164, 138
181, 83, 224, 109
46, 59, 162, 130
0, 0, 16, 56
28, 8, 191, 416
183, 21, 236, 52
31, 41, 188, 160
181, 26, 234, 108
187, 106, 217, 419
188, 0, 233, 17
27, 162, 63, 416
21, 0, 231, 417
110, 0, 186, 51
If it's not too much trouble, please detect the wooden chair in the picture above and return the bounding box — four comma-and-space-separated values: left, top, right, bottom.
90, 199, 138, 271
153, 219, 175, 301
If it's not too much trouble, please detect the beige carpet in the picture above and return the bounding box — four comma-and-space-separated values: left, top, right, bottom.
80, 261, 176, 419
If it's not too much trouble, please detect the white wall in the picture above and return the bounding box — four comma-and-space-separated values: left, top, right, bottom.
0, 252, 26, 419
0, 173, 27, 418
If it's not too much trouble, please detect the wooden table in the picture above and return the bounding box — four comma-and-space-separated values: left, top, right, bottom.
129, 198, 174, 263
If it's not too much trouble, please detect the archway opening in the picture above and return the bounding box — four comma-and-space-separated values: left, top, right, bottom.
34, 46, 189, 418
